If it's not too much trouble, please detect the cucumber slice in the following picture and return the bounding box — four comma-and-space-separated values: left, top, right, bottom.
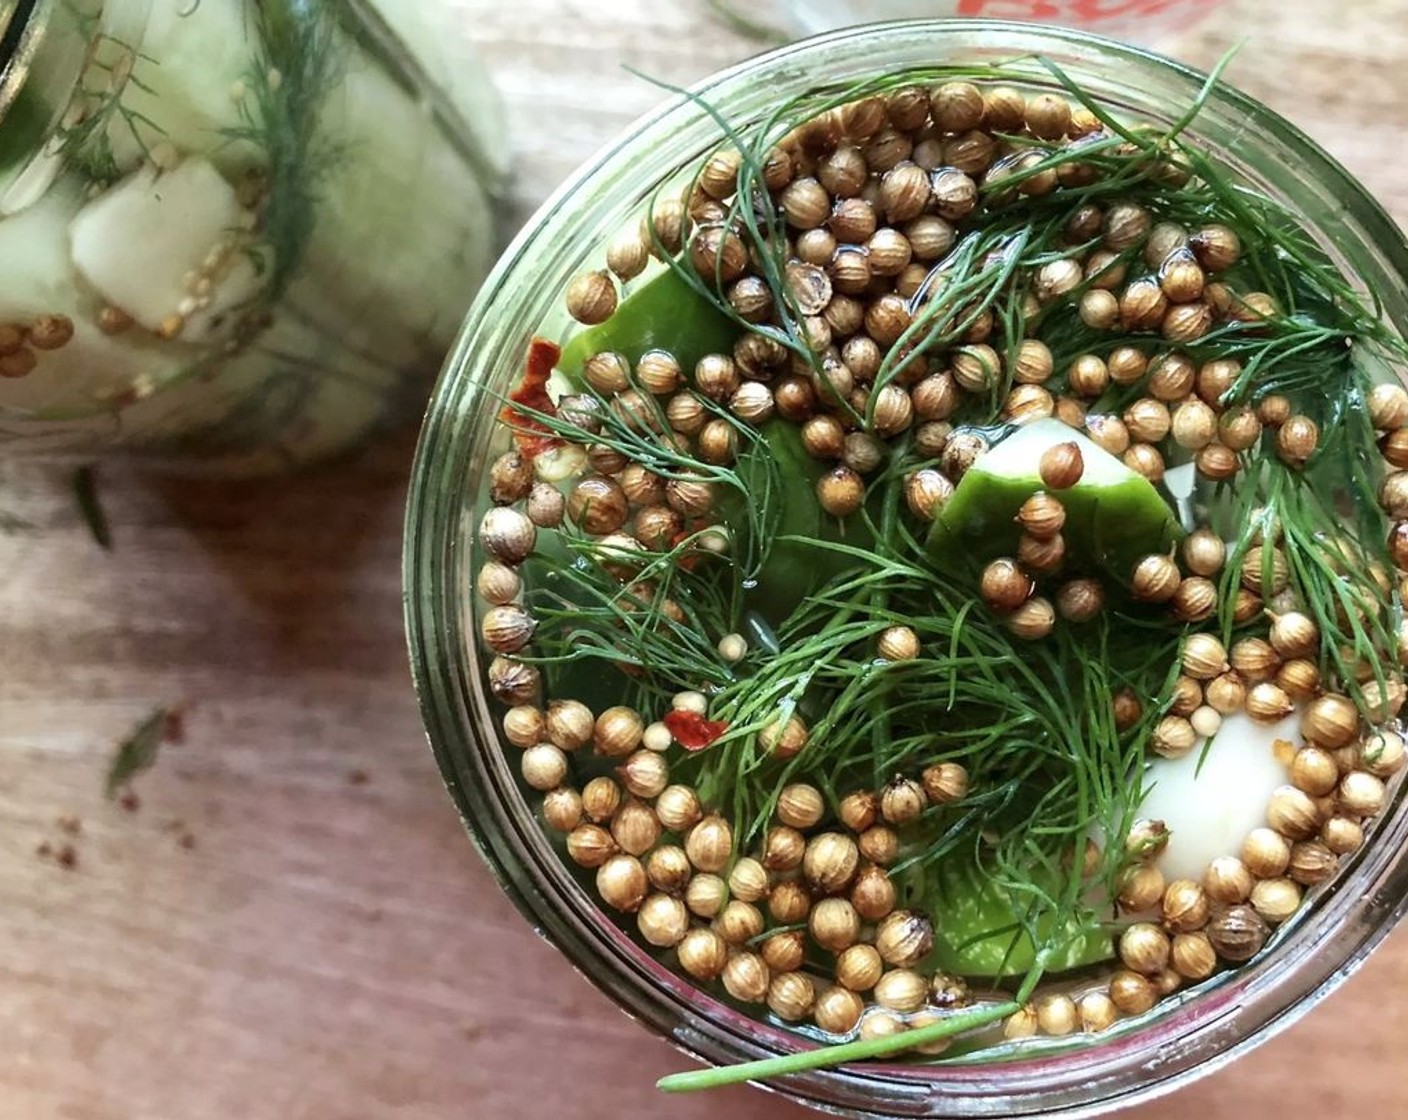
293, 55, 496, 357
557, 269, 741, 376
102, 0, 256, 175
927, 854, 1113, 978
928, 418, 1182, 583
0, 177, 199, 419
68, 157, 265, 341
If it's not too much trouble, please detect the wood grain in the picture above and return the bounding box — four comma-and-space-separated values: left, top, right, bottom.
5, 1, 1408, 1117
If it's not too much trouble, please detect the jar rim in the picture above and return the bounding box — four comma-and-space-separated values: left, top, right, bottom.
405, 20, 1408, 1119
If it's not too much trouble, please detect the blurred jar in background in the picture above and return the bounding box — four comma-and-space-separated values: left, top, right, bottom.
0, 0, 506, 475
748, 0, 1220, 46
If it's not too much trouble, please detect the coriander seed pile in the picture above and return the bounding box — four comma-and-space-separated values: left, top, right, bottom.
469, 59, 1407, 1088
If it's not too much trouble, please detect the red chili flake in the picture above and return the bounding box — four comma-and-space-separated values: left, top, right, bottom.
665, 709, 729, 751
501, 338, 564, 461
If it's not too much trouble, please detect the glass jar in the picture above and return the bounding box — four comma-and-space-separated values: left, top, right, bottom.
405, 21, 1408, 1118
714, 1, 1220, 48
0, 0, 505, 475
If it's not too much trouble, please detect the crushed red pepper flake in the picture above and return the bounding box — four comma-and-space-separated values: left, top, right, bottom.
502, 338, 564, 460
664, 709, 729, 751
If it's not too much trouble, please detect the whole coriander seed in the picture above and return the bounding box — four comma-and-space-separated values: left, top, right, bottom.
566, 270, 617, 324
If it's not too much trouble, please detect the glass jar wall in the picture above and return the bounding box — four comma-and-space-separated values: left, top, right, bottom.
0, 0, 505, 474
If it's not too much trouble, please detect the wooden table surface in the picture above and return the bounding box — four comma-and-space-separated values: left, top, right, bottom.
5, 1, 1408, 1117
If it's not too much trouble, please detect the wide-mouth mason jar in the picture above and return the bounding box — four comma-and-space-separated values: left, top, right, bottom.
405, 21, 1408, 1118
0, 0, 505, 475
